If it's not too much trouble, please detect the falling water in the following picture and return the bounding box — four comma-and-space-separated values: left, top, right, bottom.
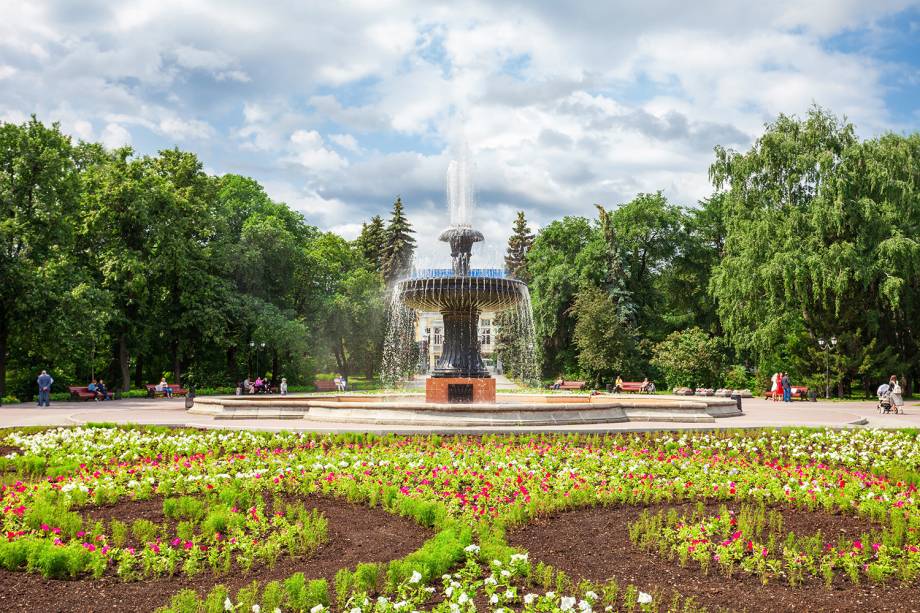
379, 143, 540, 391
446, 144, 474, 228
380, 287, 419, 387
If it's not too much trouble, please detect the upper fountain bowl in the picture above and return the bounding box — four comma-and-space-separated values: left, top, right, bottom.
397, 275, 526, 312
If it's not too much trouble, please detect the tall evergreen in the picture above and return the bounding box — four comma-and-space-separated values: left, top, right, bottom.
356, 214, 387, 271
504, 210, 534, 282
381, 197, 416, 284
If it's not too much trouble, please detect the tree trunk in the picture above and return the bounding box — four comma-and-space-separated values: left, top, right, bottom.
272, 350, 279, 381
172, 341, 182, 384
226, 347, 237, 383
118, 333, 131, 391
0, 316, 7, 398
134, 354, 144, 388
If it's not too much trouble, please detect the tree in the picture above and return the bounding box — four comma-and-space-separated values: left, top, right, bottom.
526, 216, 606, 376
570, 285, 637, 385
0, 118, 80, 397
651, 327, 723, 389
355, 215, 387, 271
504, 211, 534, 281
380, 197, 416, 284
78, 145, 156, 390
709, 106, 920, 394
494, 212, 539, 383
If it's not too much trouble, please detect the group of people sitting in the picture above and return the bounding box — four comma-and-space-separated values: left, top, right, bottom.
612, 375, 655, 393
87, 379, 112, 401
334, 374, 348, 392
237, 376, 288, 396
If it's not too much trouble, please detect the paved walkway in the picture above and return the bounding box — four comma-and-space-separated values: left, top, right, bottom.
1, 396, 918, 433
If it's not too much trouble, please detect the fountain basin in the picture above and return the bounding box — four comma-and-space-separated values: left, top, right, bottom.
189, 393, 743, 425
397, 276, 526, 312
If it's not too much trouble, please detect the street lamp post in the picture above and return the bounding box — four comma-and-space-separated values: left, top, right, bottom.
248, 341, 255, 378
817, 336, 837, 399
258, 342, 266, 378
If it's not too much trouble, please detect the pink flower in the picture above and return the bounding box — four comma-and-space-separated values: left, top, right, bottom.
40, 523, 50, 532
854, 540, 863, 550
82, 543, 96, 552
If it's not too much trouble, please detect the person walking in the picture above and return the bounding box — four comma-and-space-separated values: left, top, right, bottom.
781, 372, 792, 403
889, 375, 905, 414
36, 370, 53, 407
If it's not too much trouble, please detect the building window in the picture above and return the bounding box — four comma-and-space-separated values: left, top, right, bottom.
479, 320, 491, 346
433, 327, 443, 346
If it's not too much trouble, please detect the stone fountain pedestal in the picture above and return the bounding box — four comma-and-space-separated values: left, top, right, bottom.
425, 377, 496, 403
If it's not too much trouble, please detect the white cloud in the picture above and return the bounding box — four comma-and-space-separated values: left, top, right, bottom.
287, 130, 348, 173
0, 0, 916, 262
101, 123, 132, 149
329, 133, 360, 152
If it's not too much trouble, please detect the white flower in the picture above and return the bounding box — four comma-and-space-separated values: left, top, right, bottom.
464, 544, 480, 553
252, 606, 260, 613
224, 598, 234, 611
410, 570, 422, 584
560, 596, 576, 611
490, 594, 499, 604
350, 608, 362, 613
585, 591, 598, 601
310, 606, 325, 613
458, 592, 469, 605
578, 599, 592, 612
638, 592, 653, 605
546, 591, 556, 599
524, 593, 537, 605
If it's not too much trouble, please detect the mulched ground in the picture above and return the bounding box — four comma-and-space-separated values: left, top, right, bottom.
0, 494, 433, 612
509, 503, 920, 613
0, 445, 23, 456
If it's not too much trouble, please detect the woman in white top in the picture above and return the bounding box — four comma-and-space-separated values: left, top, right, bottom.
770, 372, 780, 401
280, 378, 288, 396
889, 376, 904, 414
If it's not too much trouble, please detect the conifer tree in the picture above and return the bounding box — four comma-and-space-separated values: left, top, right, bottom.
504, 210, 534, 282
356, 214, 386, 271
381, 197, 416, 284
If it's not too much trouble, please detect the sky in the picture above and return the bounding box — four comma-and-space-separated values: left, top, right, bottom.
2, 1, 919, 262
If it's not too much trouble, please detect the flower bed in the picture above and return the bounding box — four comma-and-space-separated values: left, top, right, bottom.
0, 427, 918, 611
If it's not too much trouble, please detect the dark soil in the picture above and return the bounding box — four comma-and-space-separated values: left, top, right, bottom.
0, 494, 433, 612
0, 445, 23, 456
509, 504, 920, 613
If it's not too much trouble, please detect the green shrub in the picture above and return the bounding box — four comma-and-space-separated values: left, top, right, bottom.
260, 580, 285, 612
202, 585, 229, 613
353, 562, 381, 593
162, 589, 200, 613
722, 364, 755, 390
131, 519, 158, 544
110, 519, 128, 548
335, 568, 354, 609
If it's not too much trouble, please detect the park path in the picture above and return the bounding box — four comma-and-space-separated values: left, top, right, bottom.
1, 396, 918, 433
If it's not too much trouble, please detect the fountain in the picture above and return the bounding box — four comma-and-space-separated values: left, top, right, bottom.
188, 148, 744, 426
393, 148, 534, 402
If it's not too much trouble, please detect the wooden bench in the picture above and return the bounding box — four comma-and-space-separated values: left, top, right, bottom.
617, 381, 651, 393
762, 386, 809, 400
314, 380, 338, 392
145, 383, 188, 398
547, 381, 585, 391
68, 386, 96, 401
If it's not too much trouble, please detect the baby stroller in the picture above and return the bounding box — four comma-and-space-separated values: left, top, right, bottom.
877, 391, 893, 414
